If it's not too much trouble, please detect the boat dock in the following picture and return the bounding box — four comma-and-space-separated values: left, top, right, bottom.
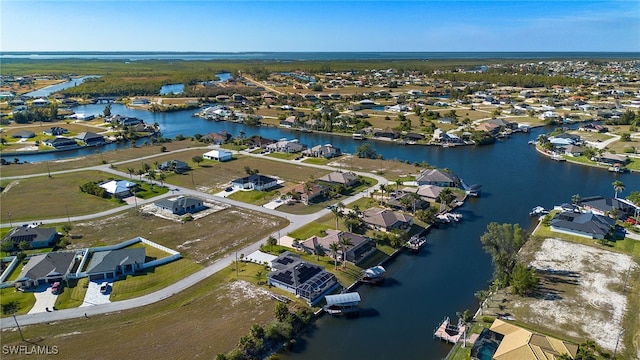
433, 317, 467, 344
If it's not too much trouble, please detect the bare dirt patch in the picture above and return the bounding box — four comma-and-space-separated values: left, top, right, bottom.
139, 199, 229, 222
519, 238, 635, 353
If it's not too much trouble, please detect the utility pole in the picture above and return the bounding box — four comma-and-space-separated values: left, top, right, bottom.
7, 212, 12, 227
65, 205, 71, 224
12, 313, 24, 341
235, 251, 239, 277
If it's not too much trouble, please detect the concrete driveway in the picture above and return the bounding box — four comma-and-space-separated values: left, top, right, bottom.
28, 285, 59, 314
80, 281, 112, 307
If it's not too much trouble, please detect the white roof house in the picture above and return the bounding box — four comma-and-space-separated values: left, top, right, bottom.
203, 149, 232, 162
99, 180, 137, 197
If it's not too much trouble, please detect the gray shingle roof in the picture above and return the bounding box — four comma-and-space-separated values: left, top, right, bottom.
18, 252, 75, 281
550, 212, 615, 237
86, 248, 146, 274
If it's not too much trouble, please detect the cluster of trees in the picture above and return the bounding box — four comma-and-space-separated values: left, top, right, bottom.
62, 77, 167, 97
438, 72, 589, 88
12, 105, 58, 124
604, 109, 639, 126
217, 303, 314, 360
355, 143, 378, 159
480, 223, 537, 295
79, 181, 109, 198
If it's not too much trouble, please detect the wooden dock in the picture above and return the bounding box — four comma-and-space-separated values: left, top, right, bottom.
433, 317, 467, 344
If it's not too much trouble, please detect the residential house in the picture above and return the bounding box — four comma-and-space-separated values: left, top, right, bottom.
75, 132, 105, 146
470, 319, 577, 360
231, 174, 279, 191
267, 251, 339, 305
302, 229, 376, 264
595, 152, 629, 166
3, 226, 59, 250
373, 127, 399, 139
203, 149, 233, 162
247, 135, 275, 148
579, 196, 639, 219
550, 211, 615, 239
402, 185, 445, 202
302, 144, 341, 158
158, 160, 191, 173
579, 122, 608, 133
32, 98, 50, 107
154, 196, 205, 215
14, 252, 76, 289
99, 179, 137, 198
317, 171, 358, 187
266, 139, 307, 153
416, 169, 460, 188
291, 182, 328, 205
11, 130, 35, 139
562, 144, 586, 157
386, 192, 430, 211
362, 208, 414, 232
43, 137, 78, 149
201, 130, 231, 145
85, 248, 146, 281
42, 127, 68, 136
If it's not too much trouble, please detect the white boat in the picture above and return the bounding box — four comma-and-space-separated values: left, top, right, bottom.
529, 206, 549, 216
352, 133, 365, 140
360, 266, 386, 284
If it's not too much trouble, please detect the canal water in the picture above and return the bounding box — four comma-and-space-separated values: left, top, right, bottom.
5, 103, 638, 359
22, 76, 99, 98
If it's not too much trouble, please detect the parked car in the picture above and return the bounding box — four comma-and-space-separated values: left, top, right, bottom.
51, 282, 61, 294
100, 282, 109, 294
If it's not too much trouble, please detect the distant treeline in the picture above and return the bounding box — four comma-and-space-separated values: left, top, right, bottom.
437, 73, 590, 88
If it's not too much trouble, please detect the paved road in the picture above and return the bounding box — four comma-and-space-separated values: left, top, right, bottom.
0, 147, 387, 329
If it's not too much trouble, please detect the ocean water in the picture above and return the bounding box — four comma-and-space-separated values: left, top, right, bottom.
1, 51, 639, 61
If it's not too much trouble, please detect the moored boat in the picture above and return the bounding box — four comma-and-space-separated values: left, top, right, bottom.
360, 265, 386, 284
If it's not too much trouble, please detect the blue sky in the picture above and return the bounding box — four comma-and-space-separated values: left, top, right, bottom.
1, 1, 638, 52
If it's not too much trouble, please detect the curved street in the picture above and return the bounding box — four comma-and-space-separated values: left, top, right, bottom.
0, 146, 388, 328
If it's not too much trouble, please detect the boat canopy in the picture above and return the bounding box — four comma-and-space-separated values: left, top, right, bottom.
325, 292, 361, 307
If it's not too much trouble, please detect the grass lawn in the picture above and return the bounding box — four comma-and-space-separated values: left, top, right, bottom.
302, 157, 335, 165
0, 262, 289, 359
265, 152, 298, 160
330, 155, 428, 179
0, 170, 125, 223
59, 206, 288, 266
288, 221, 333, 240
131, 182, 169, 199
0, 139, 206, 178
54, 278, 89, 310
0, 287, 36, 316
110, 259, 203, 301
227, 189, 281, 206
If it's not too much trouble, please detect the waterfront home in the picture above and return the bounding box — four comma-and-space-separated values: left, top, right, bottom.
579, 196, 639, 219
386, 192, 430, 211
471, 319, 577, 360
85, 247, 146, 281
43, 137, 78, 149
291, 182, 328, 205
158, 160, 191, 173
267, 251, 339, 305
201, 130, 231, 145
302, 144, 341, 158
416, 168, 460, 188
231, 174, 278, 191
203, 149, 232, 162
266, 139, 307, 153
317, 171, 358, 187
302, 229, 376, 264
11, 130, 35, 139
594, 152, 629, 166
579, 122, 608, 133
99, 179, 137, 198
362, 208, 413, 232
247, 135, 275, 148
357, 99, 376, 109
14, 252, 76, 290
42, 127, 68, 136
373, 127, 399, 139
402, 185, 444, 202
154, 196, 205, 215
560, 144, 586, 157
3, 226, 59, 250
75, 131, 105, 147
550, 211, 616, 239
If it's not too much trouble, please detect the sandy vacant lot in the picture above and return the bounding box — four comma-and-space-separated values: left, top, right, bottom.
519, 238, 636, 353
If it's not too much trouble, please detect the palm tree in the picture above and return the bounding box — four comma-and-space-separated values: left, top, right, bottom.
329, 242, 340, 269
408, 192, 420, 213
339, 236, 353, 268
314, 243, 325, 261
438, 188, 455, 211
379, 184, 388, 203
136, 168, 145, 181
331, 206, 343, 230
147, 171, 156, 187
343, 211, 360, 233
394, 178, 402, 193
127, 167, 134, 179
571, 194, 581, 205
158, 172, 166, 186
613, 180, 625, 198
